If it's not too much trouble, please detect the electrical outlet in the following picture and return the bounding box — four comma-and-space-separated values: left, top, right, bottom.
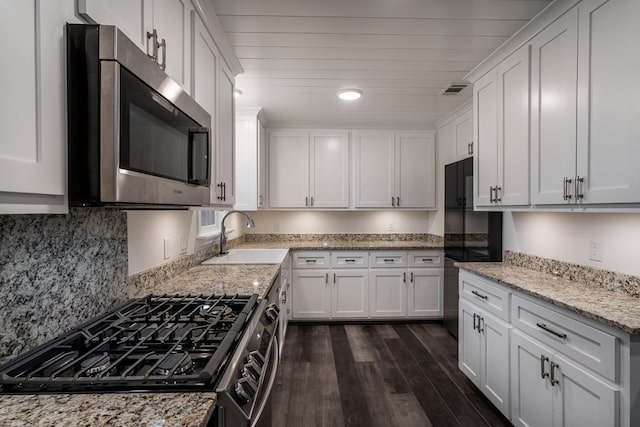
179, 236, 187, 255
163, 237, 172, 260
388, 222, 395, 232
589, 240, 603, 262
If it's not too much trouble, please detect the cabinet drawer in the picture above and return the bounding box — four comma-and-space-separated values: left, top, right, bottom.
460, 272, 510, 322
369, 251, 407, 267
292, 251, 330, 268
408, 251, 444, 268
511, 295, 617, 381
331, 251, 369, 268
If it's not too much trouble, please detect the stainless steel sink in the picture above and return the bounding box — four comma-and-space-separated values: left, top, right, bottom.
201, 248, 288, 265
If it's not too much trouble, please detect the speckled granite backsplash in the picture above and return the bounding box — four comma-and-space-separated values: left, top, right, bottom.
504, 250, 640, 297
243, 233, 443, 244
0, 209, 129, 365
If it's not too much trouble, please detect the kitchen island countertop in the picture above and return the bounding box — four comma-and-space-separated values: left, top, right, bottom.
456, 262, 640, 335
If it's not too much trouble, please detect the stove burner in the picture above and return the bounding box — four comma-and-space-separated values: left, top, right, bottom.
154, 352, 194, 376
200, 304, 233, 319
81, 353, 111, 375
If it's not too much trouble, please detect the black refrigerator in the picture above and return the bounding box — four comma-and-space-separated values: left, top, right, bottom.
443, 157, 502, 339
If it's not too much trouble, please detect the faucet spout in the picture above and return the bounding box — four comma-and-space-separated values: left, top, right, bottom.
219, 210, 255, 255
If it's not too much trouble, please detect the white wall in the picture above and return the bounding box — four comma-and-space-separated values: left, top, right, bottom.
246, 210, 435, 234
503, 211, 640, 276
127, 210, 245, 275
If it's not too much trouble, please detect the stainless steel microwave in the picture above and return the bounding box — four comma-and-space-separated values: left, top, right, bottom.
67, 24, 211, 207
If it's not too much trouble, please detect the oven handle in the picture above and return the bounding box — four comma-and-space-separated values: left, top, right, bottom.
251, 334, 280, 427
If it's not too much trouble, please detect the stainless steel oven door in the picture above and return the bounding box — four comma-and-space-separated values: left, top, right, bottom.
99, 62, 211, 206
214, 300, 280, 427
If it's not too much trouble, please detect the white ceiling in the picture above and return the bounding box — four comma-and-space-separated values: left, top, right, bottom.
211, 0, 551, 128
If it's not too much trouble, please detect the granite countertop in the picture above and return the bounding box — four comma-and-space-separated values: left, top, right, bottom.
0, 264, 281, 427
456, 262, 640, 335
235, 239, 443, 251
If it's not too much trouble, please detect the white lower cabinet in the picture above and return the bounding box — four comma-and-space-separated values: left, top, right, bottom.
291, 269, 331, 319
292, 250, 443, 320
459, 270, 623, 427
331, 270, 369, 318
459, 299, 511, 418
511, 330, 618, 427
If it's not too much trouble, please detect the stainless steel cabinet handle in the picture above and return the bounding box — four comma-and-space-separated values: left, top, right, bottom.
146, 29, 158, 62
310, 196, 314, 206
305, 259, 317, 264
344, 259, 356, 263
550, 361, 560, 386
391, 196, 395, 207
222, 182, 226, 201
469, 142, 473, 155
258, 195, 263, 206
489, 186, 495, 203
473, 313, 478, 331
575, 176, 584, 200
158, 38, 166, 71
383, 259, 395, 263
403, 272, 406, 283
422, 258, 434, 262
563, 177, 573, 201
478, 317, 484, 334
396, 196, 400, 207
217, 182, 224, 200
410, 272, 414, 283
494, 186, 501, 203
325, 273, 328, 284
536, 323, 567, 339
333, 273, 336, 284
540, 355, 550, 379
471, 290, 488, 300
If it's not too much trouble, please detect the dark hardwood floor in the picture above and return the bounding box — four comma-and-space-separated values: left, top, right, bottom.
258, 323, 512, 427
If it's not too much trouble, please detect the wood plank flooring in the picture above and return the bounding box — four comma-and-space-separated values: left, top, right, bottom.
258, 323, 512, 427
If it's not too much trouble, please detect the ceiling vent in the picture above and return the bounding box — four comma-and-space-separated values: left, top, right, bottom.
439, 82, 469, 96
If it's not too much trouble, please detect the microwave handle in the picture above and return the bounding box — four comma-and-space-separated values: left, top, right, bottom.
188, 128, 210, 185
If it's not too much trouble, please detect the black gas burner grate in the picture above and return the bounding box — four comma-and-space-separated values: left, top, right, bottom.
0, 294, 258, 393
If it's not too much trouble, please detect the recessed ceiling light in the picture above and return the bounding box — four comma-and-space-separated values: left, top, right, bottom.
233, 89, 243, 98
337, 89, 362, 101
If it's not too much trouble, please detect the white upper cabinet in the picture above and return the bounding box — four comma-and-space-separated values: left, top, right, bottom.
214, 61, 236, 206
575, 0, 640, 204
530, 9, 579, 205
454, 110, 474, 159
268, 129, 349, 209
474, 45, 530, 208
79, 0, 191, 91
257, 120, 268, 208
78, 0, 152, 52
353, 131, 395, 208
234, 108, 263, 211
191, 12, 217, 117
354, 130, 436, 209
0, 0, 78, 214
268, 130, 310, 208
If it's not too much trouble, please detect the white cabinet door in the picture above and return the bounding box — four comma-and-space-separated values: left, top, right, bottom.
292, 270, 331, 319
552, 353, 618, 427
511, 331, 554, 427
353, 131, 395, 208
473, 70, 499, 207
459, 299, 482, 387
530, 9, 579, 205
369, 269, 406, 318
152, 0, 191, 91
234, 114, 258, 210
0, 0, 75, 213
576, 0, 640, 204
269, 130, 309, 208
481, 312, 511, 418
396, 131, 436, 208
331, 270, 369, 319
78, 0, 152, 52
407, 269, 442, 317
215, 61, 235, 206
257, 119, 267, 208
191, 13, 217, 118
497, 45, 530, 206
310, 130, 350, 208
454, 109, 473, 159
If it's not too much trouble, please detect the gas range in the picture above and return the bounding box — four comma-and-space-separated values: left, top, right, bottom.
0, 294, 265, 394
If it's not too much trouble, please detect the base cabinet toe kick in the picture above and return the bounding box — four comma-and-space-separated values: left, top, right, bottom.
458, 270, 638, 427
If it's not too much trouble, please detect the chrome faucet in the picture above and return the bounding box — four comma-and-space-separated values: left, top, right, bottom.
219, 210, 255, 255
